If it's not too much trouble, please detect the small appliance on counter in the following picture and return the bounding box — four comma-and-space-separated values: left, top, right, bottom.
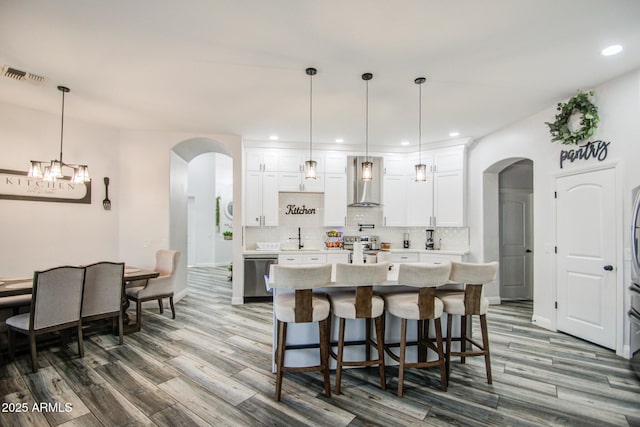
403, 232, 410, 249
425, 228, 435, 250
344, 235, 380, 263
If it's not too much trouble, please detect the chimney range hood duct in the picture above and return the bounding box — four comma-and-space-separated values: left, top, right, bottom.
347, 156, 382, 207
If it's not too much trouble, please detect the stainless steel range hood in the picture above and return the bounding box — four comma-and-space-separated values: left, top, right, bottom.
347, 156, 382, 207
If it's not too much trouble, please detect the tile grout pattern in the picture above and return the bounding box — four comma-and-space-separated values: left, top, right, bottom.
0, 266, 638, 426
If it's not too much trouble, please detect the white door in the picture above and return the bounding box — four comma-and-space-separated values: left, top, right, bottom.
556, 168, 616, 349
499, 191, 533, 300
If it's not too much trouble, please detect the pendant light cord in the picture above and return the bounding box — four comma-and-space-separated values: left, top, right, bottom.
309, 71, 313, 160
418, 81, 422, 164
365, 78, 369, 162
59, 88, 65, 163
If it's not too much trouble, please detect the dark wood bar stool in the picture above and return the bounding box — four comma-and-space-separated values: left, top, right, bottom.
437, 261, 498, 385
382, 262, 452, 397
272, 264, 333, 402
327, 262, 390, 394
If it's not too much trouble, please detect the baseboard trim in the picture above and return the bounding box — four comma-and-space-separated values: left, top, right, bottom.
231, 296, 244, 305
487, 296, 501, 305
622, 345, 631, 360
532, 314, 554, 331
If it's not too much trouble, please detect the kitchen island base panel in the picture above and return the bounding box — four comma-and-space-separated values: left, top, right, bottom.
271, 313, 464, 372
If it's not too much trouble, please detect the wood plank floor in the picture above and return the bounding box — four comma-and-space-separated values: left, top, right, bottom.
1, 266, 639, 426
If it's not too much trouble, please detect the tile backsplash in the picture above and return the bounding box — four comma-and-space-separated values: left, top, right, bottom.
244, 197, 469, 251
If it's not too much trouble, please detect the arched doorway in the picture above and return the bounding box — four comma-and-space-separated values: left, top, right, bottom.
482, 157, 534, 304
169, 137, 243, 303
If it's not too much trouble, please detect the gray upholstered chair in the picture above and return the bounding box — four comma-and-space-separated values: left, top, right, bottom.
382, 262, 451, 397
126, 250, 179, 329
328, 262, 389, 394
82, 261, 125, 344
6, 266, 86, 372
272, 264, 333, 402
437, 261, 498, 385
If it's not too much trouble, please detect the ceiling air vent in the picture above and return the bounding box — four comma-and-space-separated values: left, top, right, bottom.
1, 65, 48, 86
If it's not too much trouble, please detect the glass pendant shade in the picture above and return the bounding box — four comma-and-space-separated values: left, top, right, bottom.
415, 163, 427, 182
72, 165, 90, 183
362, 161, 373, 181
28, 161, 44, 178
42, 165, 54, 182
304, 160, 317, 180
50, 160, 63, 179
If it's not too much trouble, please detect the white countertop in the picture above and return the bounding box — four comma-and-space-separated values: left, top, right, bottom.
243, 248, 468, 256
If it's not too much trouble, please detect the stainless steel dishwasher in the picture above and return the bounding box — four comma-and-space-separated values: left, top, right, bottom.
243, 254, 277, 302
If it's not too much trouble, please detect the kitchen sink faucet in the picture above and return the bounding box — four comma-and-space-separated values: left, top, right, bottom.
289, 227, 304, 249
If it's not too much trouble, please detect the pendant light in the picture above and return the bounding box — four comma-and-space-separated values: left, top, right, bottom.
28, 85, 90, 184
361, 73, 373, 181
414, 77, 427, 182
304, 67, 317, 180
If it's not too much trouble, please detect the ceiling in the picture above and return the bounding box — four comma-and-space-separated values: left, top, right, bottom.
1, 0, 639, 150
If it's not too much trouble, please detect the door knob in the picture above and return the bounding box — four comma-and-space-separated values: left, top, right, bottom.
603, 265, 614, 271
526, 249, 532, 253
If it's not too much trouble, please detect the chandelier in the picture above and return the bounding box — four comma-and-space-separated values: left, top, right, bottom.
28, 85, 90, 183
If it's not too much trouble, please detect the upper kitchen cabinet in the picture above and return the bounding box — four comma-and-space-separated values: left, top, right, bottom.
324, 172, 347, 226
432, 146, 465, 227
246, 149, 278, 172
245, 149, 278, 226
278, 150, 325, 192
324, 152, 348, 174
381, 145, 466, 227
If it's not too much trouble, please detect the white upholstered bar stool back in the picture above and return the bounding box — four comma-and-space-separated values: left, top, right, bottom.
272, 264, 333, 402
382, 262, 451, 397
437, 261, 498, 385
328, 262, 390, 394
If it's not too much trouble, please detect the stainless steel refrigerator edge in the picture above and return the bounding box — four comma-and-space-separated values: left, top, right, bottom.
629, 187, 640, 377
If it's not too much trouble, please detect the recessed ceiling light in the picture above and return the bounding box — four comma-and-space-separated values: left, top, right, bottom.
336, 138, 344, 143
269, 135, 278, 140
401, 141, 410, 146
602, 44, 623, 56
449, 131, 460, 137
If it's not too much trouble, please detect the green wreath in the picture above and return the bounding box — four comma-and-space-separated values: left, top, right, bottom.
545, 90, 599, 145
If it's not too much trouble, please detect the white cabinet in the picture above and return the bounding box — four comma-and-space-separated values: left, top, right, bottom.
278, 150, 325, 192
324, 173, 347, 226
387, 146, 465, 227
245, 170, 278, 226
245, 149, 278, 226
419, 253, 464, 263
246, 149, 278, 172
277, 253, 328, 264
383, 155, 406, 176
383, 252, 420, 263
324, 152, 347, 174
382, 174, 406, 226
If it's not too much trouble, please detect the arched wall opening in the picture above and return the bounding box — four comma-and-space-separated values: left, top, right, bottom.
169, 137, 243, 303
482, 157, 534, 304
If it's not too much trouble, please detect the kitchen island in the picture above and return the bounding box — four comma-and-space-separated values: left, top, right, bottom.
266, 261, 466, 372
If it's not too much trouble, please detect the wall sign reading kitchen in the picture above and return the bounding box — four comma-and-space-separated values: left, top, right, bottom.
0, 169, 91, 204
279, 192, 322, 226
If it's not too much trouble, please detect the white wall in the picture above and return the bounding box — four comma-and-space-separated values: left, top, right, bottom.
468, 69, 640, 356
187, 152, 233, 267
0, 103, 120, 275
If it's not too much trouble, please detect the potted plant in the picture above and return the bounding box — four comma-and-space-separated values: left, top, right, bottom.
223, 231, 233, 240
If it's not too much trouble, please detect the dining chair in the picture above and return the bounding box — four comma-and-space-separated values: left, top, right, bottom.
82, 261, 125, 344
272, 264, 333, 402
437, 261, 498, 385
6, 266, 86, 373
328, 262, 389, 394
382, 262, 452, 397
125, 249, 180, 329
